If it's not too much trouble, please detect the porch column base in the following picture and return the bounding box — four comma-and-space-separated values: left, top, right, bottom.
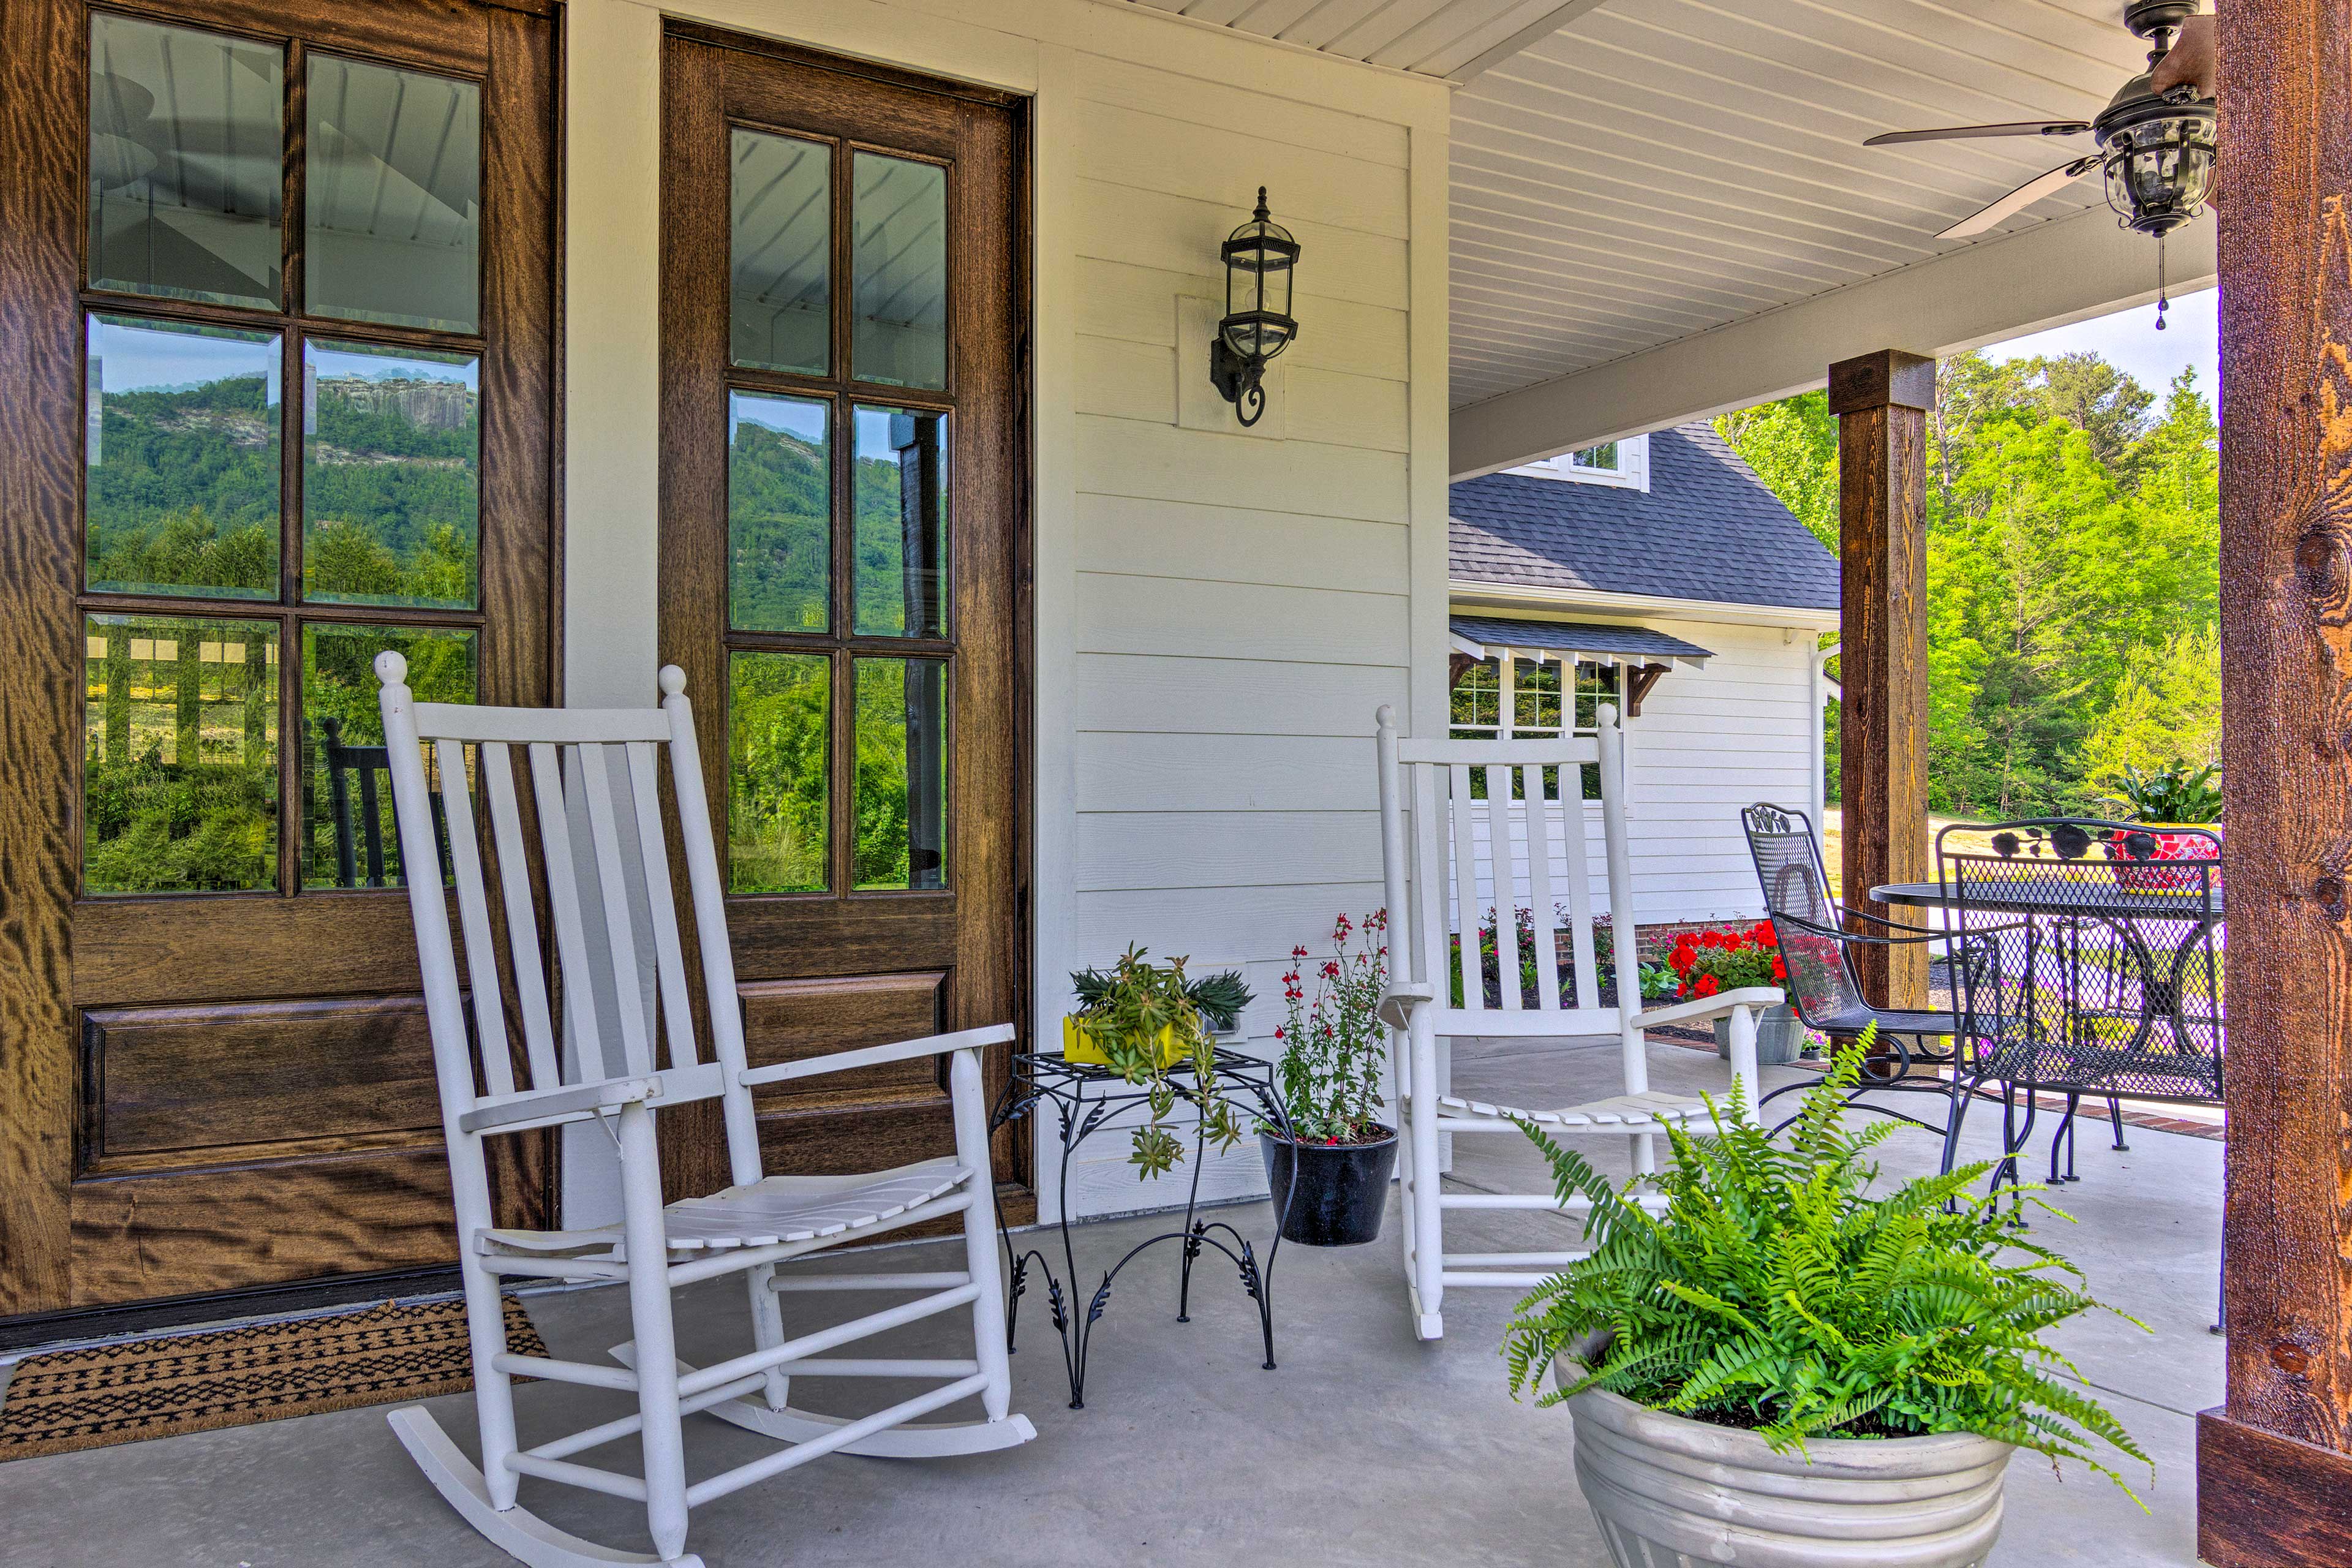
2198, 1408, 2352, 1567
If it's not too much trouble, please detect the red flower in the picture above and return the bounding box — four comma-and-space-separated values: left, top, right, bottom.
1771, 956, 1787, 981
1695, 973, 1721, 997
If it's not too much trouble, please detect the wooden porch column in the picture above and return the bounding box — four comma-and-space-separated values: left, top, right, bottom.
1830, 349, 1932, 1010
2196, 2, 2352, 1562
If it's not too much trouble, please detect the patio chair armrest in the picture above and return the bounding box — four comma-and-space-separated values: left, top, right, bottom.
458, 1076, 663, 1135
1632, 987, 1785, 1031
736, 1022, 1016, 1090
1378, 982, 1437, 1030
1776, 911, 1975, 948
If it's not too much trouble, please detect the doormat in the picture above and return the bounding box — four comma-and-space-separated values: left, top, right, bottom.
0, 1294, 546, 1462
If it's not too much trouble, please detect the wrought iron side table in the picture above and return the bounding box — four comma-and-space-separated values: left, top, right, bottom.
990, 1047, 1297, 1409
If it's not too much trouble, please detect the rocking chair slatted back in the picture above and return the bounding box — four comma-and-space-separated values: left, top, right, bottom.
1382, 707, 1627, 1035
377, 654, 747, 1140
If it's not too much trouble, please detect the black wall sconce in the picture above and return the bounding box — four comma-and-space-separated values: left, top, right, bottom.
1210, 187, 1300, 427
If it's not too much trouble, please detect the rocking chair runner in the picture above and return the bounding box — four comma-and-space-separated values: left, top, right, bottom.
1374, 703, 1781, 1342
375, 655, 1031, 1568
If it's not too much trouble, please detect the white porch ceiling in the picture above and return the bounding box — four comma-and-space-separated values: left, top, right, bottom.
1126, 0, 2211, 473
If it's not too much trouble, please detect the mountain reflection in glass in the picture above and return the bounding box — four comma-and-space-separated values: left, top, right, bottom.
86, 314, 282, 600
852, 406, 947, 638
301, 339, 480, 609
83, 614, 279, 895
88, 13, 282, 311
728, 393, 831, 633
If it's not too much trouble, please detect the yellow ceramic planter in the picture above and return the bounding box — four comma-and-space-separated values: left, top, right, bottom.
1061, 1015, 1193, 1068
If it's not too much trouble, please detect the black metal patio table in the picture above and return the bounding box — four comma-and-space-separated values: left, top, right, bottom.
988, 1047, 1297, 1409
1871, 879, 2224, 920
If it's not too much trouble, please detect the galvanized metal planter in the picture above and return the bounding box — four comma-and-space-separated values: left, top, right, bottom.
1558, 1371, 2015, 1568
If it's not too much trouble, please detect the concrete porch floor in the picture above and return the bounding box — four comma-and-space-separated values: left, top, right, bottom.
1, 1037, 2219, 1567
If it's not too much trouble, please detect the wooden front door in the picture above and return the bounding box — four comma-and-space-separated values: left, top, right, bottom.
657, 29, 1028, 1204
0, 0, 557, 1322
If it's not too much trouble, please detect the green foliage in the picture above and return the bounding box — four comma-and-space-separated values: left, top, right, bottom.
2107, 760, 2222, 825
1719, 353, 2218, 817
1072, 962, 1256, 1034
729, 654, 829, 892
1501, 1031, 2150, 1493
1069, 946, 1245, 1179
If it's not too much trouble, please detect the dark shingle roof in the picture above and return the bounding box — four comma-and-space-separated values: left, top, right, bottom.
1450, 423, 1839, 612
1450, 616, 1713, 665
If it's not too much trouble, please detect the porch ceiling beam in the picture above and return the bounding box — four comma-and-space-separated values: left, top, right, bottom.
1448, 206, 2217, 480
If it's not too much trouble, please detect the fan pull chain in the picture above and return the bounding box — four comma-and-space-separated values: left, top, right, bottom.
2155, 232, 2169, 331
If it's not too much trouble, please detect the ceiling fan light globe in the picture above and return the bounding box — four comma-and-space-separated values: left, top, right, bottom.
2099, 107, 2218, 235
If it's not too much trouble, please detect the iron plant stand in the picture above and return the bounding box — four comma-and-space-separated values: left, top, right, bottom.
990, 1049, 1297, 1409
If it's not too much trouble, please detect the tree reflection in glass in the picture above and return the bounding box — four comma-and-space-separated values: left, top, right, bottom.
728, 393, 831, 633
729, 651, 829, 893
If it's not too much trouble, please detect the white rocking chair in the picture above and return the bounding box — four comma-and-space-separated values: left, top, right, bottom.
375, 655, 1033, 1568
1374, 701, 1781, 1341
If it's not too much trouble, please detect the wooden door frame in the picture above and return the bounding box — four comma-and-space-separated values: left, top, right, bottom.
0, 0, 562, 1327
654, 24, 1034, 1214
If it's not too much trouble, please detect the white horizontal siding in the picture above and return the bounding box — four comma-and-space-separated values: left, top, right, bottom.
1055, 41, 1430, 1223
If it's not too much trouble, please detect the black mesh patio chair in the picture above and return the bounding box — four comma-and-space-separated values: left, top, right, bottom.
320, 715, 453, 889
1939, 818, 2223, 1200
1740, 803, 1986, 1137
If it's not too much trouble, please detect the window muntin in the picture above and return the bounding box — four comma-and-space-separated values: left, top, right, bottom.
88, 14, 283, 311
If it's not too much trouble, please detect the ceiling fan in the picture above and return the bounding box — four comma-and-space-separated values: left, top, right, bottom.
1863, 0, 2217, 328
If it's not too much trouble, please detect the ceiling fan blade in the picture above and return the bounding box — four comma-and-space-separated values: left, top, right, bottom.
1937, 157, 2100, 239
1865, 120, 2091, 148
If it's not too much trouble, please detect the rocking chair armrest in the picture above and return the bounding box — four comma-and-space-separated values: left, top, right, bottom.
736, 1022, 1017, 1090
1632, 986, 1785, 1031
1377, 982, 1438, 1031
458, 1076, 664, 1135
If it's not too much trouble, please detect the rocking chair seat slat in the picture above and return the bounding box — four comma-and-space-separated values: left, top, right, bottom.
477, 1159, 971, 1260
1422, 1089, 1709, 1128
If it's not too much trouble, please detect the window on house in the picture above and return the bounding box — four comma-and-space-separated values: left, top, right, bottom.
1449, 657, 1624, 801
1506, 432, 1651, 491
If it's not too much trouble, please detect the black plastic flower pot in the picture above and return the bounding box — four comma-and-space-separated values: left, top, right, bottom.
1258, 1126, 1398, 1246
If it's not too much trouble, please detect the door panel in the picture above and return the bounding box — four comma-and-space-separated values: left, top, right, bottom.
0, 0, 559, 1322
658, 29, 1027, 1204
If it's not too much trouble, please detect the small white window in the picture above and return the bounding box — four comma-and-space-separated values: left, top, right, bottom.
1507, 432, 1651, 492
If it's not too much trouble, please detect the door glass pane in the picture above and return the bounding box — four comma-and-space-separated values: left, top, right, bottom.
86, 314, 281, 600
730, 652, 829, 893
302, 339, 479, 609
851, 153, 945, 390
852, 406, 946, 638
854, 657, 946, 891
301, 623, 476, 889
729, 392, 829, 633
83, 614, 278, 895
88, 14, 282, 310
731, 130, 829, 375
306, 55, 480, 333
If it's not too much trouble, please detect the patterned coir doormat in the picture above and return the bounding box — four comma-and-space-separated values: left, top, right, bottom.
0, 1294, 545, 1462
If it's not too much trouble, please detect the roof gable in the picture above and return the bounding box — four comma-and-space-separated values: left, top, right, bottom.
1449, 422, 1839, 612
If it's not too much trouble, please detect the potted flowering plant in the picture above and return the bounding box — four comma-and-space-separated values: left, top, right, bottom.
2108, 760, 2223, 890
1664, 923, 1802, 1066
1261, 911, 1397, 1246
1505, 1028, 2148, 1568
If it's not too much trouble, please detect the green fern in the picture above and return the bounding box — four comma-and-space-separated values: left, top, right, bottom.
1501, 1027, 2152, 1497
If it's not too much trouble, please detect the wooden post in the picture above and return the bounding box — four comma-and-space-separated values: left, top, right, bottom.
1830, 349, 1932, 1010
2196, 2, 2352, 1562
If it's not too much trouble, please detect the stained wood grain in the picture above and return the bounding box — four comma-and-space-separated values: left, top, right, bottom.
739, 973, 945, 1102
2198, 1, 2352, 1554
83, 996, 446, 1159
0, 0, 88, 1316
1831, 349, 1932, 1011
